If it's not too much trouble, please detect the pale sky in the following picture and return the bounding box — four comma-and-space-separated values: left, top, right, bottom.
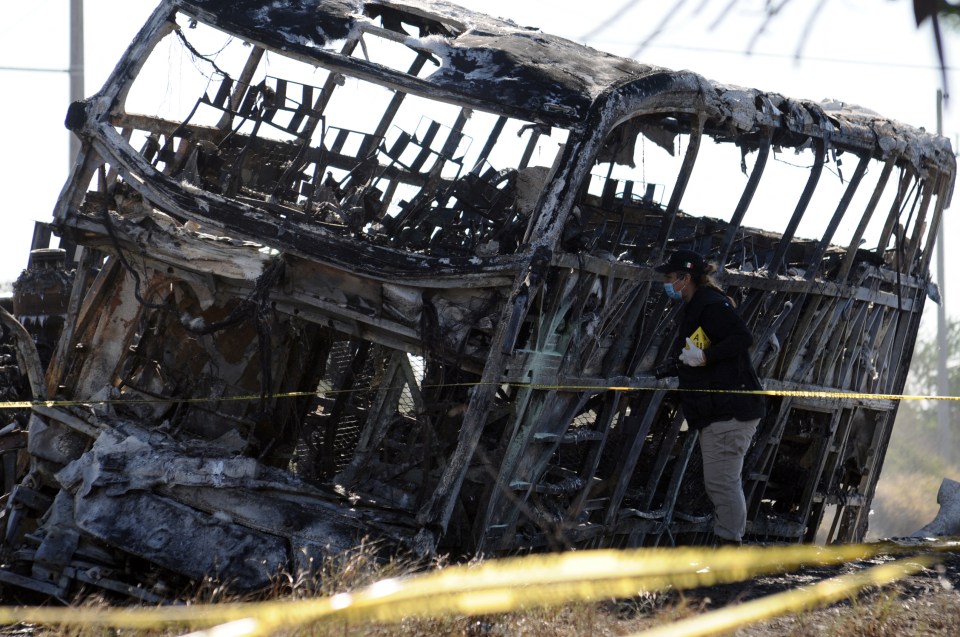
1, 0, 957, 326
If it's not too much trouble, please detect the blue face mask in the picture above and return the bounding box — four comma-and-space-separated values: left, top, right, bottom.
663, 277, 686, 301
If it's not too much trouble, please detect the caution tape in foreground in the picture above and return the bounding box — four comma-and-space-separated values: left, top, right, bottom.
0, 541, 950, 637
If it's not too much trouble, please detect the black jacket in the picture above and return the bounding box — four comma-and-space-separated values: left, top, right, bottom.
669, 286, 765, 430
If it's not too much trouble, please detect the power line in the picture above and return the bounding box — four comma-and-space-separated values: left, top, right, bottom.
0, 66, 67, 74
590, 41, 957, 72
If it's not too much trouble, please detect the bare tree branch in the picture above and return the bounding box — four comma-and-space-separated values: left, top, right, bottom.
746, 0, 795, 53
794, 0, 830, 61
628, 0, 693, 58
599, 0, 951, 97
581, 0, 646, 41
708, 0, 742, 31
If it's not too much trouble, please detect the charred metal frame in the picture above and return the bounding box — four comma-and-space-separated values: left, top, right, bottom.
0, 0, 953, 599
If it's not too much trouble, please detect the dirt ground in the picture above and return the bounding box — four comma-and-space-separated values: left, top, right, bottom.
676, 542, 960, 636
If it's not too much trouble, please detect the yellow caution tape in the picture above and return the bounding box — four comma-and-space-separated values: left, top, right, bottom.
0, 382, 956, 411
0, 541, 951, 634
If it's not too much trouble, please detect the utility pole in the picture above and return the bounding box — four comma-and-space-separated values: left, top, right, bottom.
69, 0, 85, 168
936, 88, 951, 466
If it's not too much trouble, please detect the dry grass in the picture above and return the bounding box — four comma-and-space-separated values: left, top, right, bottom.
5, 544, 960, 637
737, 587, 960, 637
10, 591, 960, 637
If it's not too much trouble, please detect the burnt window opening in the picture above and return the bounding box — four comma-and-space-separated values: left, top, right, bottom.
568, 113, 936, 282
105, 11, 568, 259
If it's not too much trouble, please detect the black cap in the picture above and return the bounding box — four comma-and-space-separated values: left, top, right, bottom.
654, 249, 706, 276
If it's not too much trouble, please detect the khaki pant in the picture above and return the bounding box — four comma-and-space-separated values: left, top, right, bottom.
700, 417, 760, 542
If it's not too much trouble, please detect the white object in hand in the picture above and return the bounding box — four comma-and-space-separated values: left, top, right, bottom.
679, 337, 706, 367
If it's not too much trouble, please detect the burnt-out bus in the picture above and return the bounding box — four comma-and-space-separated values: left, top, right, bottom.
0, 0, 952, 598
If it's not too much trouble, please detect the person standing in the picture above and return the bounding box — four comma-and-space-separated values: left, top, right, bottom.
654, 249, 765, 546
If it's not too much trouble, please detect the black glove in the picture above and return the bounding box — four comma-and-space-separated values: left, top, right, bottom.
654, 358, 680, 379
